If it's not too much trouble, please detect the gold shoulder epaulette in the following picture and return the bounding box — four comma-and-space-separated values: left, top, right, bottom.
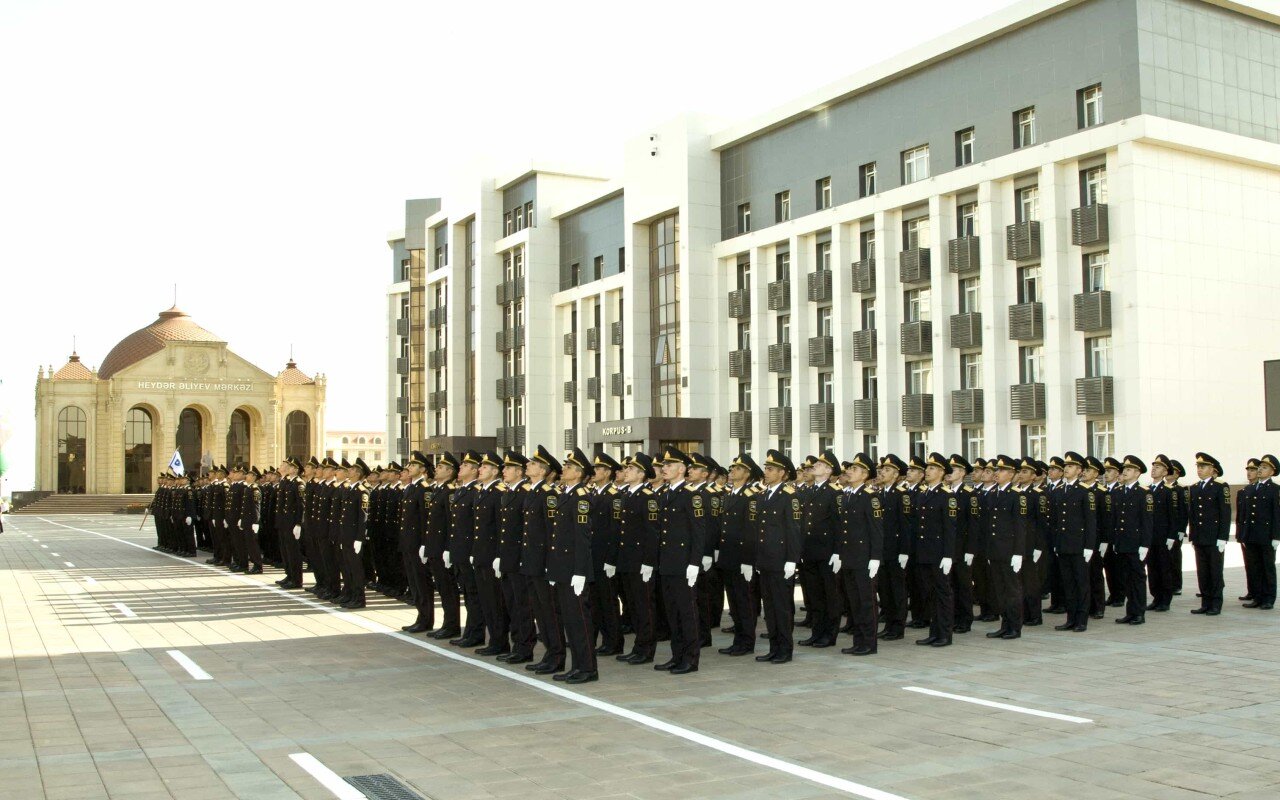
782, 485, 796, 494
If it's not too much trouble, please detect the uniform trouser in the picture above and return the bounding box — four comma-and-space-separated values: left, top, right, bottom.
1242, 540, 1258, 598
177, 521, 196, 554
324, 535, 343, 594
1193, 543, 1225, 611
278, 527, 303, 584
455, 558, 483, 639
620, 572, 656, 658
1171, 539, 1184, 591
592, 569, 622, 651
653, 578, 671, 639
1088, 551, 1107, 615
530, 577, 565, 665
972, 554, 994, 614
1046, 551, 1064, 607
212, 521, 229, 563
360, 536, 377, 587
907, 562, 930, 623
722, 568, 757, 652
697, 567, 724, 641
1059, 553, 1090, 628
556, 582, 597, 674
340, 541, 365, 601
502, 572, 537, 657
951, 557, 974, 627
660, 575, 701, 668
1245, 542, 1277, 605
1021, 551, 1043, 624
228, 522, 247, 566
1147, 541, 1174, 607
759, 571, 794, 657
473, 561, 508, 648
429, 557, 461, 631
308, 528, 336, 591
196, 520, 209, 549
404, 549, 435, 627
1104, 547, 1124, 601
991, 561, 1023, 634
1119, 551, 1147, 617
878, 558, 909, 634
799, 560, 843, 642
840, 565, 878, 652
238, 525, 262, 568
918, 563, 954, 641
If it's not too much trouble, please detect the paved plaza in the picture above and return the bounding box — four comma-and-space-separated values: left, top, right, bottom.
4, 515, 1280, 800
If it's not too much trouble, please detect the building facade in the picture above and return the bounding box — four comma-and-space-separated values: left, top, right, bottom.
324, 430, 388, 465
35, 306, 326, 493
388, 0, 1280, 480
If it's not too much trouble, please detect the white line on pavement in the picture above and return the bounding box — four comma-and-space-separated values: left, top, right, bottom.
903, 686, 1093, 724
40, 544, 47, 548
36, 517, 912, 800
65, 562, 76, 568
51, 552, 59, 556
167, 650, 213, 681
113, 602, 138, 618
84, 577, 98, 586
288, 753, 367, 800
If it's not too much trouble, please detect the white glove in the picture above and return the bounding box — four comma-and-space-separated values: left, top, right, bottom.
868, 559, 880, 579
571, 574, 586, 596
603, 563, 616, 579
741, 564, 754, 581
469, 555, 474, 565
293, 524, 302, 538
1011, 554, 1023, 572
1216, 539, 1226, 553
184, 517, 191, 525
686, 564, 699, 587
964, 553, 974, 566
1273, 540, 1279, 551
1166, 538, 1175, 550
898, 553, 909, 569
783, 561, 796, 580
940, 557, 953, 576
222, 520, 228, 528
353, 540, 362, 554
1138, 546, 1148, 561
1099, 542, 1109, 556
419, 545, 427, 563
828, 553, 841, 573
549, 580, 556, 586
1177, 532, 1185, 542
443, 550, 452, 569
641, 564, 653, 583
701, 556, 712, 572
1084, 548, 1094, 562
492, 557, 501, 576
251, 524, 258, 533
713, 549, 720, 563
237, 519, 242, 527
1033, 549, 1042, 563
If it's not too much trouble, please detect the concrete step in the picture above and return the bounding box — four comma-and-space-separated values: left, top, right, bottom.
14, 494, 154, 515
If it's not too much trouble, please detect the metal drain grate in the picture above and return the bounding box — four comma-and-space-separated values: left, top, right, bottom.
344, 773, 427, 800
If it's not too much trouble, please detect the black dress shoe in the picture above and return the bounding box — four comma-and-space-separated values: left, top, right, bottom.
1054, 623, 1075, 631
1243, 601, 1262, 608
1001, 631, 1021, 639
246, 566, 263, 575
985, 630, 1008, 638
505, 654, 534, 665
1090, 613, 1104, 620
1146, 602, 1161, 611
978, 613, 1000, 622
670, 663, 699, 674
797, 636, 819, 647
915, 636, 938, 645
720, 626, 735, 633
565, 670, 598, 684
953, 624, 971, 634
1173, 590, 1182, 595
908, 620, 929, 629
754, 653, 778, 662
1116, 616, 1134, 624
809, 639, 835, 648
717, 646, 738, 655
1043, 606, 1066, 614
653, 660, 678, 671
1206, 609, 1221, 616
401, 623, 423, 632
1154, 604, 1170, 611
880, 631, 904, 641
1190, 608, 1209, 614
616, 652, 637, 662
452, 637, 484, 648
1261, 603, 1275, 610
1025, 619, 1043, 627
595, 645, 623, 655
1239, 594, 1254, 601
1128, 617, 1145, 625
768, 654, 791, 664
552, 669, 581, 681
1107, 599, 1125, 608
849, 646, 875, 655
341, 600, 366, 609
930, 638, 952, 647
476, 645, 510, 656
625, 653, 654, 664
524, 660, 549, 671
533, 662, 564, 675
1072, 624, 1087, 632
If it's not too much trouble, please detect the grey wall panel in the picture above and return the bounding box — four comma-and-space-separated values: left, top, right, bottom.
559, 195, 625, 290
502, 177, 537, 218
403, 198, 439, 250
389, 238, 408, 283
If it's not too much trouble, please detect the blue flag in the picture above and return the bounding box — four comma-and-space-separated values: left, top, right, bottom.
168, 450, 185, 477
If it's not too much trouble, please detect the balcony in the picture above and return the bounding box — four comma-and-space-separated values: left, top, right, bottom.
899, 247, 931, 284
1006, 221, 1042, 261
495, 377, 510, 400
809, 402, 835, 435
901, 393, 935, 429
1075, 376, 1114, 415
850, 329, 877, 362
495, 281, 509, 305
1009, 382, 1046, 420
852, 398, 878, 430
948, 236, 980, 274
1071, 204, 1109, 246
900, 320, 932, 356
767, 342, 791, 373
767, 279, 791, 311
611, 372, 624, 397
396, 317, 410, 337
395, 356, 409, 375
563, 429, 577, 450
729, 410, 752, 439
563, 332, 576, 356
850, 258, 876, 293
728, 289, 751, 319
495, 375, 525, 401
428, 349, 447, 369
1008, 302, 1044, 341
611, 320, 623, 345
396, 396, 408, 415
807, 269, 832, 302
563, 381, 576, 403
586, 376, 601, 401
728, 349, 751, 379
395, 437, 408, 457
951, 388, 984, 424
808, 335, 833, 368
1073, 291, 1112, 332
495, 326, 525, 352
429, 389, 447, 410
949, 312, 982, 349
768, 407, 792, 436
428, 306, 446, 328
586, 327, 601, 351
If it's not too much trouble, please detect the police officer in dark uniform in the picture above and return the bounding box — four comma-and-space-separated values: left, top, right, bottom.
424, 453, 462, 639
399, 451, 435, 633
1080, 456, 1109, 619
335, 459, 370, 608
1240, 454, 1280, 609
447, 451, 485, 647
470, 452, 510, 656
945, 454, 979, 634
911, 453, 957, 647
237, 467, 264, 574
275, 456, 306, 589
496, 452, 534, 662
877, 455, 911, 640
1055, 452, 1098, 632
798, 450, 843, 648
686, 453, 721, 648
1014, 458, 1048, 627
1190, 453, 1231, 615
654, 447, 706, 674
1169, 459, 1190, 595
983, 455, 1026, 640
588, 452, 624, 656
717, 454, 761, 656
751, 450, 801, 664
615, 452, 661, 664
1111, 455, 1153, 624
1238, 458, 1261, 604
321, 458, 346, 600
546, 448, 597, 684
1146, 454, 1180, 612
834, 452, 882, 655
522, 446, 566, 674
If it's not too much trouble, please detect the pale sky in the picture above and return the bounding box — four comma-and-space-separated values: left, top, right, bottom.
0, 0, 1023, 493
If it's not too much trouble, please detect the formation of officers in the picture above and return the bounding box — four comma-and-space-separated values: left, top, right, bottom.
149, 446, 1280, 684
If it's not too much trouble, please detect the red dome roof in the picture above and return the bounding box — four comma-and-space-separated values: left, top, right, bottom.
99, 306, 223, 379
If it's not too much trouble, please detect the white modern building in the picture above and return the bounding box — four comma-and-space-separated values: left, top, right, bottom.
387, 0, 1280, 482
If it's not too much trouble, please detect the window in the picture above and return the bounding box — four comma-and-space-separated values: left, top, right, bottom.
860, 298, 876, 330
776, 314, 790, 343
818, 372, 834, 403
955, 127, 975, 166
956, 202, 977, 237
1079, 84, 1103, 128
904, 288, 931, 322
1014, 107, 1036, 148
908, 360, 932, 394
124, 407, 153, 493
570, 262, 580, 287
862, 366, 878, 399
341, 436, 349, 444
960, 352, 982, 389
815, 240, 830, 271
859, 162, 877, 197
864, 434, 878, 461
1019, 345, 1044, 383
1087, 419, 1115, 458
399, 258, 410, 282
525, 201, 535, 228
504, 212, 513, 236
817, 306, 832, 337
903, 216, 930, 250
1081, 166, 1108, 206
818, 436, 832, 453
775, 250, 790, 280
1086, 336, 1113, 377
959, 277, 980, 313
593, 255, 604, 282
737, 321, 750, 350
737, 203, 751, 234
1017, 265, 1042, 303
816, 177, 832, 210
909, 431, 929, 459
902, 145, 930, 184
357, 450, 365, 459
357, 436, 366, 444
1016, 186, 1040, 223
775, 191, 791, 223
1085, 252, 1110, 292
1021, 424, 1047, 460
778, 377, 791, 407
738, 381, 752, 411
514, 206, 524, 231
618, 247, 626, 273
778, 438, 792, 458
735, 255, 751, 290
373, 437, 381, 444
859, 230, 876, 261
649, 213, 681, 416
963, 427, 984, 461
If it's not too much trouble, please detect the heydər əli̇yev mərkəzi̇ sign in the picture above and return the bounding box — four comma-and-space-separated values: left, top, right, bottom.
134, 381, 255, 392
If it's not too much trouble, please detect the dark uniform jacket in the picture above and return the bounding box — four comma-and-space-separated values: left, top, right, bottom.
497, 479, 528, 574
276, 476, 305, 534
519, 479, 557, 578
836, 484, 884, 565
658, 481, 707, 576
1055, 481, 1099, 554
951, 483, 980, 560
1188, 478, 1231, 547
1027, 485, 1052, 555
471, 480, 504, 564
226, 481, 244, 529
717, 485, 756, 570
616, 484, 660, 573
1110, 482, 1153, 552
802, 482, 841, 564
424, 482, 452, 558
749, 483, 801, 571
240, 483, 261, 531
398, 478, 427, 554
547, 482, 594, 583
446, 479, 480, 558
910, 484, 957, 566
1149, 480, 1180, 545
880, 485, 913, 558
985, 485, 1028, 564
337, 481, 369, 544
1238, 479, 1280, 545
690, 482, 721, 560
589, 485, 622, 572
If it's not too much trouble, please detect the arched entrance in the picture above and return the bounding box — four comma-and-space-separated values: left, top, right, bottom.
124, 407, 154, 493
176, 407, 203, 475
57, 406, 87, 494
285, 410, 310, 461
227, 408, 251, 468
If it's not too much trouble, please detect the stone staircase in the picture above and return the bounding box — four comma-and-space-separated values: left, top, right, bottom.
13, 494, 154, 515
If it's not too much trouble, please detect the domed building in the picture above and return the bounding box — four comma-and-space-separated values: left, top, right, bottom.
34, 306, 326, 494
